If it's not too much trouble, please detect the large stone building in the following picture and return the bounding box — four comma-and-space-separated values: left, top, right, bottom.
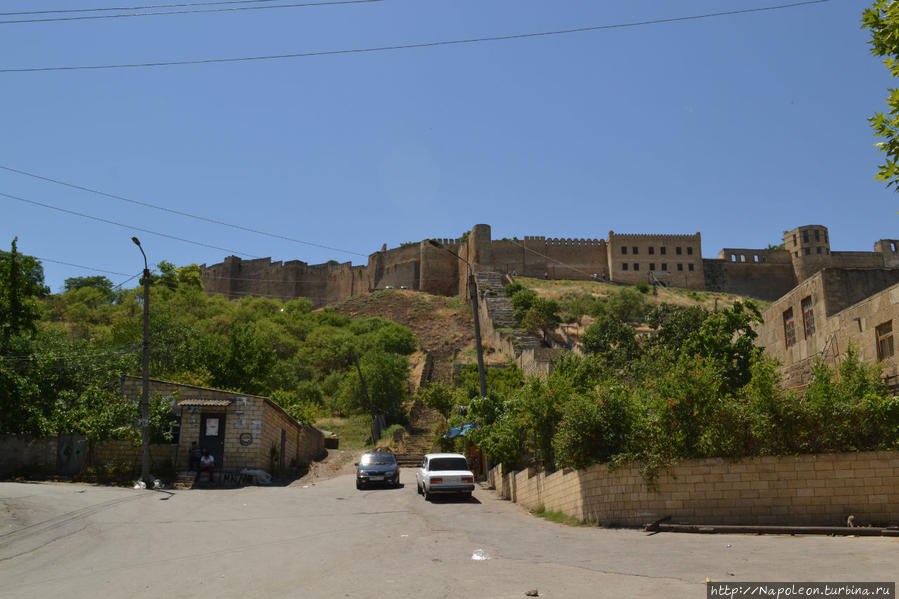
756, 269, 899, 388
200, 224, 899, 309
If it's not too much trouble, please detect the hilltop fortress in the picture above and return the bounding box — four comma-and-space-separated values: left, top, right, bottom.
199, 224, 899, 308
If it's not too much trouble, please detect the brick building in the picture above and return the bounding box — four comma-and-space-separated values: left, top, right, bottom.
122, 376, 323, 475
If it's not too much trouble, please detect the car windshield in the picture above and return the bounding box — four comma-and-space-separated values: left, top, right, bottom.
429, 457, 468, 471
361, 453, 396, 466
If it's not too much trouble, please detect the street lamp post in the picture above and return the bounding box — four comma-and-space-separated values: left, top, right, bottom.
132, 237, 152, 488
426, 240, 487, 398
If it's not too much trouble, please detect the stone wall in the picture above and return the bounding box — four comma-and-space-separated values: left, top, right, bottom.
757, 271, 899, 385
489, 452, 899, 527
0, 436, 58, 477
703, 259, 797, 301
198, 223, 899, 309
91, 440, 176, 469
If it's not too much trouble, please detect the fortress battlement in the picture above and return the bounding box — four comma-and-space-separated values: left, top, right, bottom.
608, 231, 701, 240
199, 223, 897, 307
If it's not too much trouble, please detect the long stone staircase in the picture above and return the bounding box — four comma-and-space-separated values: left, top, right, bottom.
475, 272, 544, 357
394, 401, 443, 467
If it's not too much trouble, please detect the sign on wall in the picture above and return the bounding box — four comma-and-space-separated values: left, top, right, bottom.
206, 418, 220, 436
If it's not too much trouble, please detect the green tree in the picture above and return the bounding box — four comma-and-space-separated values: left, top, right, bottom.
863, 0, 899, 189
522, 298, 561, 342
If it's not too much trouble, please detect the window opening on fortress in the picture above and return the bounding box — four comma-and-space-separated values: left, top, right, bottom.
804, 248, 811, 256
622, 263, 628, 271
650, 263, 655, 271
753, 255, 760, 262
676, 247, 682, 255
793, 234, 797, 246
632, 247, 639, 255
649, 247, 655, 255
783, 309, 796, 349
622, 247, 627, 255
687, 247, 693, 255
801, 296, 815, 338
891, 242, 896, 252
661, 263, 668, 271
803, 230, 810, 243
633, 263, 640, 271
817, 247, 822, 254
661, 247, 666, 255
876, 321, 894, 361
740, 255, 746, 263
688, 264, 694, 271
814, 230, 820, 242
678, 263, 683, 271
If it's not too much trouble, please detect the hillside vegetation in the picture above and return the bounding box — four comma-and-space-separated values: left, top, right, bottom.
3, 240, 896, 482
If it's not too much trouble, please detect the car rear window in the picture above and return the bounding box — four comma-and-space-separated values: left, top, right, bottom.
361, 453, 396, 466
429, 457, 468, 471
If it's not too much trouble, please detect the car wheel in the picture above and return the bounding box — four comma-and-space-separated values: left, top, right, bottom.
417, 482, 422, 495
423, 489, 430, 501
356, 480, 363, 490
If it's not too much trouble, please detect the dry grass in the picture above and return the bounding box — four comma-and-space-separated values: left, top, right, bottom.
517, 277, 768, 311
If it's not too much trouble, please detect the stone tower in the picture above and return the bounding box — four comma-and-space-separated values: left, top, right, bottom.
783, 225, 831, 283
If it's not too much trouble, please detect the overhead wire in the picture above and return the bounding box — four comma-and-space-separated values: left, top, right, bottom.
0, 165, 369, 258
0, 189, 262, 258
0, 0, 830, 72
0, 0, 283, 16
0, 0, 382, 25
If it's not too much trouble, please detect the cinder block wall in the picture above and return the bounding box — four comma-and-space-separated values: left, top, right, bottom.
488, 452, 899, 526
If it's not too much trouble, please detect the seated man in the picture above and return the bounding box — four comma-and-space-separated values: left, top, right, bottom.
195, 449, 215, 484
188, 441, 201, 471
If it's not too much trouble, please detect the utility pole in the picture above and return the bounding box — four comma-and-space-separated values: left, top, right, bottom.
132, 237, 152, 488
427, 239, 487, 398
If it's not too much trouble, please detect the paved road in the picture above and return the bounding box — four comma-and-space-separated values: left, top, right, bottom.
1, 472, 896, 598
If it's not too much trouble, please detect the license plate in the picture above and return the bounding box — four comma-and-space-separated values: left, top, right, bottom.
369, 475, 384, 481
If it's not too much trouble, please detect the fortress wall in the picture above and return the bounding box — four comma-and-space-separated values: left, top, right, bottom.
292, 261, 366, 307
820, 268, 899, 316
368, 244, 420, 291
830, 251, 885, 270
875, 240, 899, 267
420, 241, 461, 296
491, 238, 608, 279
702, 259, 796, 301
718, 248, 791, 265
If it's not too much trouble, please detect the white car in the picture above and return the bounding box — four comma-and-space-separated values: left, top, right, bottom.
416, 453, 475, 500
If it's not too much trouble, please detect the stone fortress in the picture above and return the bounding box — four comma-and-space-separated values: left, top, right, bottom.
199, 224, 899, 308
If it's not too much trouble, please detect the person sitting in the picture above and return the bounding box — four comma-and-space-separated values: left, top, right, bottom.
195, 449, 215, 484
188, 442, 201, 471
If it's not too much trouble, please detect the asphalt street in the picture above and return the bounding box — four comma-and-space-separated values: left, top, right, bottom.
1, 471, 896, 598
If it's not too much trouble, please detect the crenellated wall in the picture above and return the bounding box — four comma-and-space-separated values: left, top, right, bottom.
199, 223, 899, 307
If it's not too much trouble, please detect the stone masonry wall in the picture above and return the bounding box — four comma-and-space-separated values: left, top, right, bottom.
489, 451, 899, 527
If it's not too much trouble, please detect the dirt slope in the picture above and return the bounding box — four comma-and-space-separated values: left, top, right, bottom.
330, 290, 476, 384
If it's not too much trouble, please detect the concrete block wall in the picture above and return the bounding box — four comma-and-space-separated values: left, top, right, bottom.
91, 440, 176, 469
0, 436, 58, 477
487, 451, 899, 527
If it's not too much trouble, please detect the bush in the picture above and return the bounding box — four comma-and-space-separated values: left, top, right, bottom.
635, 281, 650, 294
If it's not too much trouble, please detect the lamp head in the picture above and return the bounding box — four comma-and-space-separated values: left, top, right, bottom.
131, 237, 141, 247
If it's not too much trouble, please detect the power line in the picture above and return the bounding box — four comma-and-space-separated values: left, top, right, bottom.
0, 165, 369, 258
0, 0, 829, 73
0, 189, 261, 258
35, 256, 135, 278
0, 0, 282, 16
0, 0, 381, 25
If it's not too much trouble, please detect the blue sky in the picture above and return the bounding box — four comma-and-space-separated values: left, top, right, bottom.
1, 0, 895, 293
